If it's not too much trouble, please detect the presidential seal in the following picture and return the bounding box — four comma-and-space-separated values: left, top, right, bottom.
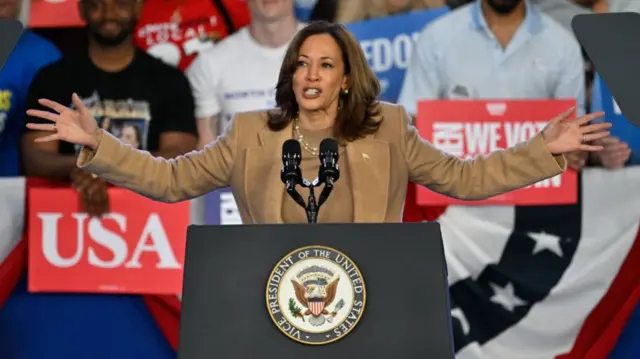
266, 245, 366, 345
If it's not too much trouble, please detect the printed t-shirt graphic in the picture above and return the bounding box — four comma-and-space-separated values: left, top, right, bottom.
22, 49, 198, 157
73, 91, 151, 152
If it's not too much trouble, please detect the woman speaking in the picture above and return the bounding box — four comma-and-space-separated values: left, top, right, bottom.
26, 21, 610, 224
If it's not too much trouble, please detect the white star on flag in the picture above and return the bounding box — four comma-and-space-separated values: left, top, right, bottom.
489, 282, 527, 312
528, 231, 564, 257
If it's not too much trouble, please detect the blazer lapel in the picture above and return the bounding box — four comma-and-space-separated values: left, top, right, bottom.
347, 138, 390, 222
244, 122, 293, 224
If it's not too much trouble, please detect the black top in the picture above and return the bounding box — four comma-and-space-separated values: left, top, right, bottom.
24, 47, 197, 154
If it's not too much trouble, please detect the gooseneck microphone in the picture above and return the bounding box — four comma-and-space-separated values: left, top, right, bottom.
281, 140, 306, 209
317, 138, 340, 207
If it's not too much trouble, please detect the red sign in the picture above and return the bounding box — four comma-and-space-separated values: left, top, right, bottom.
29, 0, 84, 28
27, 187, 190, 295
415, 99, 578, 206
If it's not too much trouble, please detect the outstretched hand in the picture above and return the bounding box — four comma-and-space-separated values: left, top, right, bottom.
542, 107, 611, 155
26, 93, 102, 150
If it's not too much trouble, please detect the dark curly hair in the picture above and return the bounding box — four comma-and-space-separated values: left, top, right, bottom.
267, 21, 382, 141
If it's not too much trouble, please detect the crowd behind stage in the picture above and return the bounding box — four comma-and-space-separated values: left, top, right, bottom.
0, 0, 639, 358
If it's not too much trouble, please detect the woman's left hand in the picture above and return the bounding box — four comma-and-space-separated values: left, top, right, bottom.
542, 107, 612, 155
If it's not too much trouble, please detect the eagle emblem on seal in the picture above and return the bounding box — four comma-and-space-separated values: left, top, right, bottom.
289, 265, 345, 326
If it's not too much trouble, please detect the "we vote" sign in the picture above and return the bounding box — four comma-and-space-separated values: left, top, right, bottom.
414, 99, 578, 206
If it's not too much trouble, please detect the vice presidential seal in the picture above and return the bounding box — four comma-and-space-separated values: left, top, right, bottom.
266, 245, 366, 345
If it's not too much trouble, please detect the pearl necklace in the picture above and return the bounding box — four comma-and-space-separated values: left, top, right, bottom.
293, 119, 318, 155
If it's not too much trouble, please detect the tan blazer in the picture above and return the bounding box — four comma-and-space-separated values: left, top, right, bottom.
77, 102, 566, 224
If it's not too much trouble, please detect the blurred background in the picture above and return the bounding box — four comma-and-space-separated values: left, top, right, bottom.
0, 0, 638, 358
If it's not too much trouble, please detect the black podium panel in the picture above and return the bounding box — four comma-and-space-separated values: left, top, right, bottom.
0, 19, 23, 72
178, 223, 454, 359
572, 12, 640, 127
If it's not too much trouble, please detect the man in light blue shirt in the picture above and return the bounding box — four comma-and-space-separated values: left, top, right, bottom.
398, 0, 586, 168
398, 0, 585, 118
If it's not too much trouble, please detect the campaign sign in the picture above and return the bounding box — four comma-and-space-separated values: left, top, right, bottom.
294, 0, 318, 21
415, 99, 579, 206
29, 0, 84, 28
599, 77, 640, 165
204, 187, 241, 225
346, 7, 448, 102
28, 187, 190, 295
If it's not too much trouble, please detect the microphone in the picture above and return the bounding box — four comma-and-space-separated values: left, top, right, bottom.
317, 138, 340, 207
281, 139, 302, 188
281, 139, 306, 209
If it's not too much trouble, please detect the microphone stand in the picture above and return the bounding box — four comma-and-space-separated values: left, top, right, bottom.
286, 178, 326, 224
286, 184, 307, 210
300, 177, 335, 224
301, 178, 319, 224
317, 179, 334, 208
284, 177, 321, 224
285, 159, 337, 224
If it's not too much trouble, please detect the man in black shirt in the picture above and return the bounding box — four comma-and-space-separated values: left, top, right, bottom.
22, 0, 198, 216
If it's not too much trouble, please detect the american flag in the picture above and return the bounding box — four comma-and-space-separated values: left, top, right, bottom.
407, 167, 640, 358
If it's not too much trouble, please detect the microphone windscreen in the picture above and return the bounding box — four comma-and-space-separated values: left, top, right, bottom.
283, 139, 301, 156
319, 138, 339, 154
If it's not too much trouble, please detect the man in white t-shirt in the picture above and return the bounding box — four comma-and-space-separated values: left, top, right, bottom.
187, 0, 305, 148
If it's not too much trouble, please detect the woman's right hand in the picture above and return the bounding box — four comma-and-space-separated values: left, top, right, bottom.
26, 93, 102, 150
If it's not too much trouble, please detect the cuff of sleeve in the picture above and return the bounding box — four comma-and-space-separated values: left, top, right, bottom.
530, 132, 567, 174
194, 103, 220, 119
77, 130, 118, 173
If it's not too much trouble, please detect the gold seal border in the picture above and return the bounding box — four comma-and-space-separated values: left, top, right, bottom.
265, 244, 367, 346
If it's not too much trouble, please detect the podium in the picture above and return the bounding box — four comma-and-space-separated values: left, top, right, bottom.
177, 222, 455, 359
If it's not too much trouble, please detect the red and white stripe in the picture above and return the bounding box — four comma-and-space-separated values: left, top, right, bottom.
310, 300, 325, 317
0, 177, 26, 307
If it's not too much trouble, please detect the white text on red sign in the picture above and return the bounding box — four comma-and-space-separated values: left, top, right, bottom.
37, 212, 182, 270
432, 121, 562, 189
